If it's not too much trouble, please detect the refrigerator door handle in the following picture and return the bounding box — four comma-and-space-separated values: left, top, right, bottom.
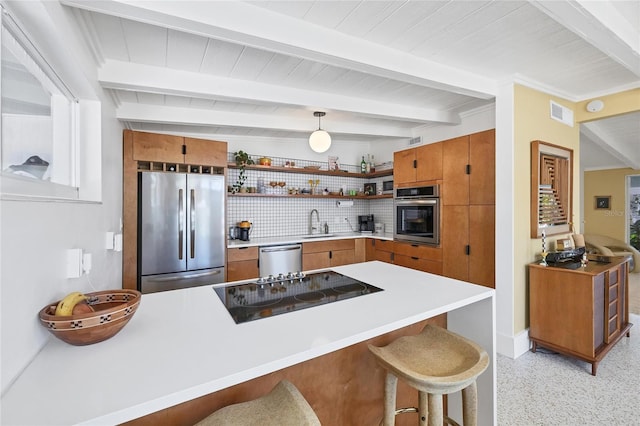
190, 189, 196, 258
144, 269, 223, 282
178, 188, 184, 260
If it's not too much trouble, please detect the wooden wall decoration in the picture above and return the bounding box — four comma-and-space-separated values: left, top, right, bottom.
531, 140, 573, 238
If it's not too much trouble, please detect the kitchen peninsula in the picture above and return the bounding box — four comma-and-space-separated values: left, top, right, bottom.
1, 261, 495, 425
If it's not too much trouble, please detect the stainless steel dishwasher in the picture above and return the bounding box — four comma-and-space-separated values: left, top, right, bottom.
259, 244, 302, 277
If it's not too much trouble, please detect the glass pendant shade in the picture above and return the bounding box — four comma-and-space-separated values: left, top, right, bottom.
309, 129, 331, 153
309, 111, 331, 153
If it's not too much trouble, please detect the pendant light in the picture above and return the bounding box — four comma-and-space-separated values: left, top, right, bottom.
309, 111, 331, 153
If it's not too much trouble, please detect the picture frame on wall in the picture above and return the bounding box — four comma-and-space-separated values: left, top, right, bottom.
595, 196, 611, 210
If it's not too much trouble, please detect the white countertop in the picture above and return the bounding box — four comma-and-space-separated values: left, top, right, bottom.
227, 231, 393, 248
1, 261, 493, 426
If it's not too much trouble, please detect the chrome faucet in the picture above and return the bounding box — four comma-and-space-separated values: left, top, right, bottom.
309, 209, 320, 235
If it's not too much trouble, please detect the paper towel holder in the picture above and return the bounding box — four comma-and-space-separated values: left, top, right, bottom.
336, 200, 353, 208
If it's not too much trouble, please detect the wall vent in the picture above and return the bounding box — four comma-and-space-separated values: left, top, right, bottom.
550, 100, 574, 127
409, 136, 422, 145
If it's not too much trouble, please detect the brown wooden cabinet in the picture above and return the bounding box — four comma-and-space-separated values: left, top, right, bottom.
131, 130, 226, 167
393, 142, 442, 186
528, 256, 632, 375
393, 241, 442, 274
302, 239, 356, 270
365, 239, 442, 275
441, 129, 495, 288
227, 247, 259, 282
365, 239, 394, 263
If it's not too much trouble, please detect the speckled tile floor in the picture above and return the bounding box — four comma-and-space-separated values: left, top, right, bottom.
497, 313, 640, 425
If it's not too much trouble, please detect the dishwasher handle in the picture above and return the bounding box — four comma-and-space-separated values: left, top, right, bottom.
260, 245, 302, 253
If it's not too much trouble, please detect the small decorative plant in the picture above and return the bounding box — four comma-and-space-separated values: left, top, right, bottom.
232, 150, 254, 193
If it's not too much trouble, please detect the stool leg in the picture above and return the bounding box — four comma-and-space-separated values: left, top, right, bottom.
462, 381, 478, 426
427, 393, 443, 426
418, 391, 428, 426
383, 372, 398, 426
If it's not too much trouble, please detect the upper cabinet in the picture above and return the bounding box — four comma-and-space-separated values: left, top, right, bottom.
442, 129, 495, 206
130, 130, 227, 168
394, 142, 442, 186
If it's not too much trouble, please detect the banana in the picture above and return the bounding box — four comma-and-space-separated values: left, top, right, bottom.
55, 292, 87, 316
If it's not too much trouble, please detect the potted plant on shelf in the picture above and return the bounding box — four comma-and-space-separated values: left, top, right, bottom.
231, 150, 254, 193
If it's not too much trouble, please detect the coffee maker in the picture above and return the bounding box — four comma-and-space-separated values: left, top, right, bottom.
237, 221, 252, 241
358, 215, 375, 233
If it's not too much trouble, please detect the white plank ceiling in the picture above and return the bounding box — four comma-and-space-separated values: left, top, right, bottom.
60, 0, 640, 168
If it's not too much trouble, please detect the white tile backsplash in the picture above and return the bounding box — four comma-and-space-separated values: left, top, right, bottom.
227, 170, 393, 238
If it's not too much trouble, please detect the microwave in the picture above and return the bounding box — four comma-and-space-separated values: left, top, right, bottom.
394, 185, 440, 245
382, 180, 394, 194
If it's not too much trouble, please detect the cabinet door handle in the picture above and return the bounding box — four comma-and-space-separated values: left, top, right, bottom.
329, 251, 333, 259
411, 256, 419, 260
465, 245, 471, 255
413, 159, 417, 169
182, 144, 187, 155
466, 164, 471, 174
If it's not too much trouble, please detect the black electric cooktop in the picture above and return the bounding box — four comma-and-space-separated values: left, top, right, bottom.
214, 271, 383, 324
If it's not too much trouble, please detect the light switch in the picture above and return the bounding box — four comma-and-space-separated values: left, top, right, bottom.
114, 233, 123, 252
82, 253, 92, 274
66, 249, 82, 278
105, 232, 115, 250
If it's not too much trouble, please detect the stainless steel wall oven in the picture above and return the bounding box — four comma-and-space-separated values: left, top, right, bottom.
394, 185, 440, 245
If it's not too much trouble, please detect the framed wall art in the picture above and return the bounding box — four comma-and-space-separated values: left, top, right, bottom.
531, 140, 573, 238
594, 196, 611, 210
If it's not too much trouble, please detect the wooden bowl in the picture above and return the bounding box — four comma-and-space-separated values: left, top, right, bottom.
38, 289, 141, 346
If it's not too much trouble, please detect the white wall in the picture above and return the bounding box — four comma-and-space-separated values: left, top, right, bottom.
0, 2, 123, 393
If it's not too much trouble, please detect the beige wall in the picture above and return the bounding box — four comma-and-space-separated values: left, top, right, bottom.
575, 88, 640, 123
584, 168, 639, 241
513, 84, 580, 332
579, 88, 640, 241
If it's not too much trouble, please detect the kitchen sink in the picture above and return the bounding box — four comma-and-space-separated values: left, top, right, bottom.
302, 234, 336, 239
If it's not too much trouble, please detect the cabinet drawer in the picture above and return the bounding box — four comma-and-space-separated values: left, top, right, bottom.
302, 252, 331, 270
303, 239, 354, 254
227, 259, 259, 281
375, 239, 394, 253
394, 242, 442, 261
608, 301, 618, 319
608, 284, 618, 302
394, 254, 442, 275
228, 246, 259, 262
374, 250, 394, 263
331, 249, 355, 267
608, 269, 618, 286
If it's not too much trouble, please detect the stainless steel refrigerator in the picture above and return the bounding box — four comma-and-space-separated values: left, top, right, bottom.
139, 172, 225, 294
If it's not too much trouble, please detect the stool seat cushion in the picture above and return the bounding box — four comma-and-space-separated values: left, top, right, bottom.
195, 380, 320, 426
369, 324, 489, 394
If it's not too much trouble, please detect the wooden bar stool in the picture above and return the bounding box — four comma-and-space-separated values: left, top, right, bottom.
195, 380, 320, 426
368, 324, 489, 426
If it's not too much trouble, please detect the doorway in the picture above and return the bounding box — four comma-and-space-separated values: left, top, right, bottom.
629, 175, 640, 250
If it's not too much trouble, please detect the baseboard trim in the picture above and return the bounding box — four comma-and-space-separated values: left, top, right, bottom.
497, 328, 531, 359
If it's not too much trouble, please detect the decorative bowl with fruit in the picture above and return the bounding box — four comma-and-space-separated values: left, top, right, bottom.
38, 289, 141, 346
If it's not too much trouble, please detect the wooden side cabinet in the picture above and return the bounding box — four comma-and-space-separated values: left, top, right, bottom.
528, 256, 632, 375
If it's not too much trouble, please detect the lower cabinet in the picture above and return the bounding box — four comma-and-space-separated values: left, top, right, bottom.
528, 256, 631, 375
302, 239, 356, 270
442, 204, 495, 288
393, 242, 442, 275
371, 239, 394, 263
365, 239, 442, 274
227, 247, 259, 281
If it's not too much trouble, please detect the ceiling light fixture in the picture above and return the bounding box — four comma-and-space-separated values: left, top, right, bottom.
309, 111, 331, 153
586, 99, 604, 113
